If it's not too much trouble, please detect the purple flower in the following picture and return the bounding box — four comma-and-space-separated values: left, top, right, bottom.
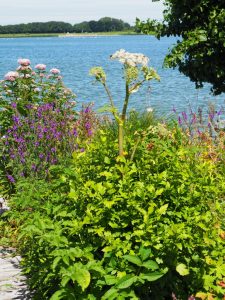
72, 129, 78, 137
11, 102, 17, 109
209, 113, 214, 120
31, 164, 36, 171
85, 122, 91, 129
178, 116, 182, 125
12, 115, 20, 123
7, 175, 15, 183
88, 129, 93, 136
181, 111, 188, 122
84, 107, 91, 114
39, 153, 44, 159
217, 109, 222, 116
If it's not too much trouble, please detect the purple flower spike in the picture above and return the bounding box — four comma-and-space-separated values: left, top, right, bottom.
181, 111, 188, 122
11, 102, 17, 109
178, 116, 182, 126
7, 174, 15, 183
84, 107, 91, 114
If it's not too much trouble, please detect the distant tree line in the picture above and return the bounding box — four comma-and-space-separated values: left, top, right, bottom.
0, 18, 132, 34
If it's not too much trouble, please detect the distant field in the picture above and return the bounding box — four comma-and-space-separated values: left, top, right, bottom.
0, 31, 153, 38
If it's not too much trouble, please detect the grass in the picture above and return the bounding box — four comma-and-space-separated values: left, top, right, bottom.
0, 31, 154, 38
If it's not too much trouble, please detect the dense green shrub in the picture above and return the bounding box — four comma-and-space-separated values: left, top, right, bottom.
6, 123, 224, 300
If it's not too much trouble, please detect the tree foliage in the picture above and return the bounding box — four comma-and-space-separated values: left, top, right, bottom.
137, 1, 225, 95
0, 18, 131, 34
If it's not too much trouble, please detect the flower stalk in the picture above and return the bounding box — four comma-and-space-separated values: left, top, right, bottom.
90, 49, 160, 157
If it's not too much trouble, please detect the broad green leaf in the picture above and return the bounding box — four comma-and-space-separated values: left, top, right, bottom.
176, 263, 189, 276
50, 290, 65, 300
116, 274, 137, 289
142, 260, 159, 270
71, 268, 91, 291
52, 256, 61, 271
139, 271, 164, 282
123, 255, 142, 266
104, 275, 117, 285
102, 287, 118, 300
139, 247, 151, 261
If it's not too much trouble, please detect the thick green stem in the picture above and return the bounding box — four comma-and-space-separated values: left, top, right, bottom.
118, 82, 130, 156
118, 121, 124, 157
122, 82, 130, 122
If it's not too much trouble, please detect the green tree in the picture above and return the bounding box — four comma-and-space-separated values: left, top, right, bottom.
137, 1, 225, 95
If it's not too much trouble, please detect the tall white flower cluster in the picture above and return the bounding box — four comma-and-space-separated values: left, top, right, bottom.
110, 49, 149, 67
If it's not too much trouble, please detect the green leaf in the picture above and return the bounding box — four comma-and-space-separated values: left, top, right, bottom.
123, 255, 142, 266
104, 275, 117, 285
176, 263, 189, 276
139, 247, 151, 261
71, 268, 91, 291
158, 204, 168, 215
102, 287, 118, 300
139, 271, 164, 282
116, 274, 137, 289
142, 260, 159, 270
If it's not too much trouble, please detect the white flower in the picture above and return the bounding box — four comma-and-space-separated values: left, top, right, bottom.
111, 49, 149, 67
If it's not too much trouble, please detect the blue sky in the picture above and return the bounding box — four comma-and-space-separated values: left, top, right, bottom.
0, 0, 165, 25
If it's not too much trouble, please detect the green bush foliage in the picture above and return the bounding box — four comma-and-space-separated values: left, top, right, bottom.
4, 122, 224, 300
1, 54, 225, 300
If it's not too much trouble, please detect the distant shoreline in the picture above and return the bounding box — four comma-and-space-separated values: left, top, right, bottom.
0, 31, 153, 39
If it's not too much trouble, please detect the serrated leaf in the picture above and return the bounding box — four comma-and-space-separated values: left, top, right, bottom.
142, 260, 159, 270
139, 271, 164, 282
123, 255, 142, 266
176, 263, 189, 276
158, 204, 168, 215
116, 274, 137, 289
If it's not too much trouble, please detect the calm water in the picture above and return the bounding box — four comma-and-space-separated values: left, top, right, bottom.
0, 35, 224, 115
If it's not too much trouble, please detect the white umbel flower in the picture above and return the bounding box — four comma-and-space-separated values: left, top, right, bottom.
111, 49, 149, 67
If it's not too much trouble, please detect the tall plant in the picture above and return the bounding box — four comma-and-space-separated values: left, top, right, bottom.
90, 49, 160, 156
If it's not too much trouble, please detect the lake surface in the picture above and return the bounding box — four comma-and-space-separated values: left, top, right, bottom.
0, 35, 224, 116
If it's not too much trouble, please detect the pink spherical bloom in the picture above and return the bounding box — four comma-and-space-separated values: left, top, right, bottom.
50, 68, 60, 75
35, 64, 46, 71
39, 73, 45, 78
4, 71, 19, 81
31, 71, 36, 76
17, 58, 31, 66
57, 76, 63, 80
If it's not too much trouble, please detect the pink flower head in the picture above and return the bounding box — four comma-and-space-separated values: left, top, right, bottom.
4, 71, 19, 81
35, 64, 46, 71
17, 58, 31, 66
50, 68, 60, 75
